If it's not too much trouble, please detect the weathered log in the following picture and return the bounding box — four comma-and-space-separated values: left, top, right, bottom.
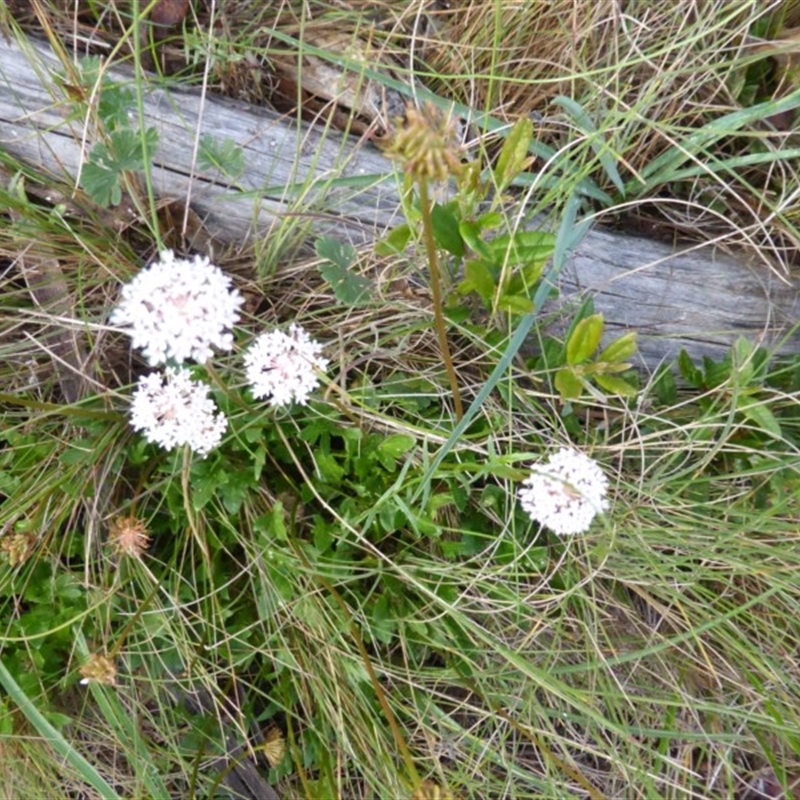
1, 36, 798, 368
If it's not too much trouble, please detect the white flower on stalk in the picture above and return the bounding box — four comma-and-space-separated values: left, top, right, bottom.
110, 250, 244, 366
130, 368, 227, 456
518, 447, 609, 536
244, 323, 328, 407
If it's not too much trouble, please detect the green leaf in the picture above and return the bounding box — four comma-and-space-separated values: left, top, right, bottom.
108, 127, 158, 171
566, 313, 604, 365
594, 373, 639, 397
506, 259, 547, 296
458, 259, 496, 302
375, 223, 413, 256
198, 134, 245, 178
315, 237, 371, 305
496, 293, 535, 315
431, 202, 465, 257
731, 336, 756, 385
377, 434, 416, 460
317, 257, 370, 304
554, 368, 584, 401
597, 331, 638, 364
459, 219, 494, 262
316, 451, 345, 486
736, 396, 782, 438
678, 350, 702, 386
495, 116, 534, 190
80, 161, 122, 207
485, 230, 556, 267
81, 127, 158, 207
315, 236, 356, 269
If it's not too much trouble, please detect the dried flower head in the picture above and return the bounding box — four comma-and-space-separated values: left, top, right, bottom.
386, 103, 464, 183
261, 727, 286, 768
80, 653, 117, 687
130, 367, 227, 456
518, 447, 609, 536
0, 532, 36, 567
110, 249, 244, 366
107, 515, 150, 558
244, 323, 328, 407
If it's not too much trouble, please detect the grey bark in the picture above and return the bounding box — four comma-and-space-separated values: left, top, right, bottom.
0, 36, 797, 368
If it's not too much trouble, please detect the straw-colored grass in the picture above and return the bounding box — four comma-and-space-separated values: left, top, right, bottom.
1, 1, 800, 798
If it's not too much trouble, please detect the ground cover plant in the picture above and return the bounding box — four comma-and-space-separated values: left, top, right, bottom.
1, 1, 800, 797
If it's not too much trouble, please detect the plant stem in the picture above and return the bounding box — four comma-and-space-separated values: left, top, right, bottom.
418, 178, 464, 421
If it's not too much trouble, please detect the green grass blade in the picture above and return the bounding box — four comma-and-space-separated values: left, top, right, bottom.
0, 657, 122, 799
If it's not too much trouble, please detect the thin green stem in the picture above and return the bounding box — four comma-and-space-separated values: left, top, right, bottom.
418, 178, 464, 421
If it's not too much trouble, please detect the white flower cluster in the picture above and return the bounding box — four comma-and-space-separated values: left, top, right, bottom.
518, 447, 609, 536
244, 323, 329, 407
112, 251, 329, 458
130, 368, 227, 457
110, 249, 244, 366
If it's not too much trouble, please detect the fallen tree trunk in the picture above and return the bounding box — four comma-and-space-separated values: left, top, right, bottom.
1, 36, 798, 369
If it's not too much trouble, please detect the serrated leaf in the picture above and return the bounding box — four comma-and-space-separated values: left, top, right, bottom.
81, 127, 158, 207
566, 313, 604, 365
594, 373, 639, 397
80, 161, 121, 207
198, 134, 245, 178
375, 223, 413, 256
108, 127, 158, 170
318, 261, 371, 305
495, 116, 534, 190
598, 331, 638, 363
431, 202, 465, 257
315, 236, 357, 269
555, 368, 584, 401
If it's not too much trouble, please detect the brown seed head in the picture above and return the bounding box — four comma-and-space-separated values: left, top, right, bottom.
386, 104, 464, 183
108, 514, 151, 559
80, 653, 118, 687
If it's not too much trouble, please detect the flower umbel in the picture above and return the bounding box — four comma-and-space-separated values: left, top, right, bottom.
518, 447, 609, 536
110, 249, 244, 366
130, 368, 227, 456
244, 323, 328, 407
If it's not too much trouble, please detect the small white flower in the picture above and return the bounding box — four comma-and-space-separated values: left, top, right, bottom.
518, 447, 609, 536
244, 323, 328, 407
130, 368, 227, 456
110, 250, 244, 366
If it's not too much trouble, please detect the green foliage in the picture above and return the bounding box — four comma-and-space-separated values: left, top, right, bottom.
315, 236, 372, 305
61, 56, 135, 132
549, 311, 638, 402
4, 8, 800, 798
198, 133, 245, 179
678, 337, 785, 442
378, 116, 556, 319
81, 127, 159, 207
